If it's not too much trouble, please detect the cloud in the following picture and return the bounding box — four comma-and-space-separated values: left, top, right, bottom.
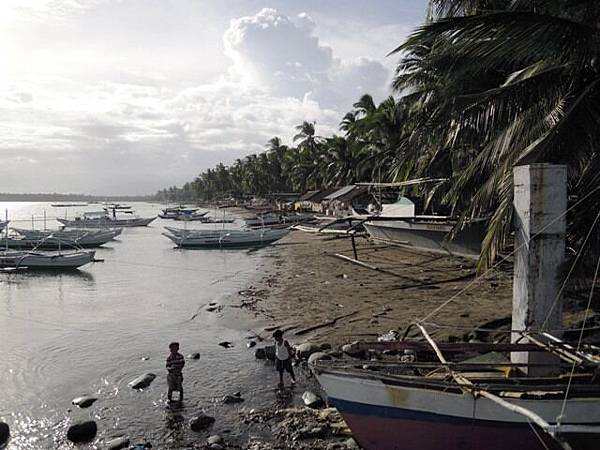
0, 4, 399, 195
223, 8, 389, 108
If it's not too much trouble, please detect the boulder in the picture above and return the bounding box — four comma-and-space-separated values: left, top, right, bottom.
295, 343, 320, 359
189, 352, 201, 360
218, 341, 234, 349
67, 420, 97, 443
207, 435, 223, 444
190, 413, 215, 432
72, 395, 98, 408
308, 352, 333, 365
254, 348, 266, 359
128, 373, 156, 389
0, 421, 9, 447
247, 341, 257, 348
222, 394, 244, 404
105, 436, 130, 450
302, 391, 324, 409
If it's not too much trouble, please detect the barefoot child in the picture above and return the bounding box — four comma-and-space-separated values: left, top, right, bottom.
273, 330, 296, 387
166, 342, 185, 402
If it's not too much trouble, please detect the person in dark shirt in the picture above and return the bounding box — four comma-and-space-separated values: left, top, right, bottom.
166, 342, 185, 402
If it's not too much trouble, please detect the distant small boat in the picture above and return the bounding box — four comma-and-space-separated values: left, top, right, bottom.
57, 211, 156, 228
0, 250, 95, 270
162, 227, 289, 248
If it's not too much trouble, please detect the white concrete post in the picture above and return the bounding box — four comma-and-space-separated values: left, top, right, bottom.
511, 164, 566, 376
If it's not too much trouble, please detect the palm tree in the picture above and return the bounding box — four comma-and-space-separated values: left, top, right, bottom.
390, 0, 600, 270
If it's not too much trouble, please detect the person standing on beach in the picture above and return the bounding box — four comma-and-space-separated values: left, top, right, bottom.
273, 330, 296, 387
166, 342, 185, 402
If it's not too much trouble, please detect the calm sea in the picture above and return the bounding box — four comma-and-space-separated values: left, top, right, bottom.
0, 202, 297, 449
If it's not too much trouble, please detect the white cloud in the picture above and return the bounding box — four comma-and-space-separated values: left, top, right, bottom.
0, 3, 416, 195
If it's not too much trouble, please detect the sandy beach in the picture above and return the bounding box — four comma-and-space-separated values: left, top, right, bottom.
222, 229, 515, 349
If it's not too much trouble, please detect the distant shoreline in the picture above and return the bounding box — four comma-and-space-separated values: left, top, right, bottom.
0, 193, 155, 202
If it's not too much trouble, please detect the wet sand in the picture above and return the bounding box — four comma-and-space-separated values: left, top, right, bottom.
223, 229, 515, 347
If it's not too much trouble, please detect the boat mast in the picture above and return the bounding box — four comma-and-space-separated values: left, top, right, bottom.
511, 164, 566, 376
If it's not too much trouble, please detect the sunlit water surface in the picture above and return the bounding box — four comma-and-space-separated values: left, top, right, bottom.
0, 202, 298, 449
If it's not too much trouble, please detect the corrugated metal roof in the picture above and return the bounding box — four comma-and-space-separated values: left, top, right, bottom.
298, 190, 320, 201
323, 185, 355, 201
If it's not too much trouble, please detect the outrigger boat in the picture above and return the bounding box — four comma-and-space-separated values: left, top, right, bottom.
57, 211, 156, 228
312, 166, 600, 450
3, 228, 121, 249
0, 250, 95, 270
162, 227, 289, 248
313, 325, 600, 450
158, 206, 203, 219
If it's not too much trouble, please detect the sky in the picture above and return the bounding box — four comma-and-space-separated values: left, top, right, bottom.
0, 0, 428, 195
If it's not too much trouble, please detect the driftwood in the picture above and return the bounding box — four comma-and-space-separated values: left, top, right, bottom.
295, 311, 358, 336
332, 253, 379, 271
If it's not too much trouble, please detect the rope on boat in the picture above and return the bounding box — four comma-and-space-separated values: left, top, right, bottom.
558, 250, 600, 426
415, 323, 573, 450
418, 183, 600, 323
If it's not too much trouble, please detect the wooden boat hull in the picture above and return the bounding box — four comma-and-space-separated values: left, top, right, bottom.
363, 218, 486, 258
163, 228, 289, 248
57, 217, 156, 227
315, 370, 600, 450
0, 251, 95, 270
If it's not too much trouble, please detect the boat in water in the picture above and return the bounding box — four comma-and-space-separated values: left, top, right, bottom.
4, 228, 121, 249
162, 226, 289, 248
57, 211, 156, 228
0, 250, 95, 270
50, 203, 88, 207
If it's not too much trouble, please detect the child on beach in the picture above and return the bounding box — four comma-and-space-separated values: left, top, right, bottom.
273, 330, 296, 387
166, 342, 185, 402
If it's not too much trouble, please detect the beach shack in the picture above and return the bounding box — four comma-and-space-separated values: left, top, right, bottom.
266, 192, 301, 211
322, 185, 370, 217
295, 187, 340, 213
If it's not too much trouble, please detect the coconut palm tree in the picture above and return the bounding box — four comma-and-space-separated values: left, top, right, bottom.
391, 0, 600, 269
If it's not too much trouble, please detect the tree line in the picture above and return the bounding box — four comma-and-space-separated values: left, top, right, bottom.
158, 0, 600, 270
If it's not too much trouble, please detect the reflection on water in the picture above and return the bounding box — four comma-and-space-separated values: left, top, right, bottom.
0, 202, 299, 449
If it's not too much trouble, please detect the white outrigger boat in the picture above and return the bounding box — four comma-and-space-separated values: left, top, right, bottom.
5, 228, 121, 249
162, 226, 289, 248
57, 211, 156, 228
0, 250, 95, 270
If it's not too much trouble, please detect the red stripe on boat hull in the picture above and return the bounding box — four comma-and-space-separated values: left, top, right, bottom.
342, 412, 568, 450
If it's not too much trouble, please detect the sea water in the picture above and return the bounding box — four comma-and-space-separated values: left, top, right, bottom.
0, 202, 296, 449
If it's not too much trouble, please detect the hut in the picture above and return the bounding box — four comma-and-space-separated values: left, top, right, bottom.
322, 185, 370, 217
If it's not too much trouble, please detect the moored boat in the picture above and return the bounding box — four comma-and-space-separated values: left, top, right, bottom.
57, 211, 156, 228
0, 250, 95, 270
162, 227, 289, 248
6, 228, 121, 248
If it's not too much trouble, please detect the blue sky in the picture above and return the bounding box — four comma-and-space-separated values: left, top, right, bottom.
0, 0, 428, 194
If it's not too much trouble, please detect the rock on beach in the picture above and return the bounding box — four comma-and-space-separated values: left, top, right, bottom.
295, 343, 320, 359
71, 395, 98, 408
0, 421, 9, 447
302, 391, 324, 408
190, 413, 215, 432
67, 420, 97, 443
128, 373, 156, 389
105, 436, 130, 450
